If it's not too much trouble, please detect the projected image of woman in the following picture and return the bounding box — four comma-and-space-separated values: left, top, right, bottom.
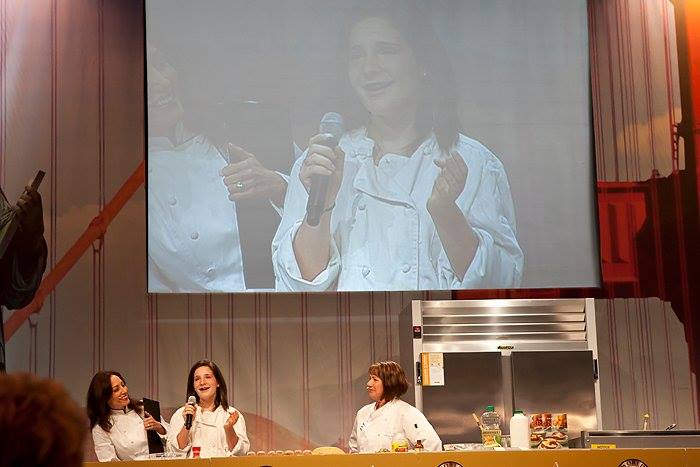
147, 47, 287, 292
272, 0, 523, 291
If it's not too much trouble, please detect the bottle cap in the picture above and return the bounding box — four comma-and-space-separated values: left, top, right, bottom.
514, 410, 523, 414
486, 405, 494, 411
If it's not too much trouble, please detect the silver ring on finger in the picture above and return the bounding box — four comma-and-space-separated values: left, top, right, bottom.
235, 181, 245, 191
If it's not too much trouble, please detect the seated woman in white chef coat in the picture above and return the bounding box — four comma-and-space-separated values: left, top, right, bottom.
87, 371, 169, 461
168, 359, 250, 458
349, 361, 441, 453
272, 0, 523, 292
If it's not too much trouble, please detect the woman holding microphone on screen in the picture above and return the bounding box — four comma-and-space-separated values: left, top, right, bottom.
168, 360, 249, 458
272, 0, 523, 292
87, 371, 168, 461
349, 361, 441, 453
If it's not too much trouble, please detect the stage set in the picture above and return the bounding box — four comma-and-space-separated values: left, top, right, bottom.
2, 0, 700, 465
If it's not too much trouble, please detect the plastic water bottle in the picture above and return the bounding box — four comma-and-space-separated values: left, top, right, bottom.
480, 405, 502, 447
509, 410, 529, 449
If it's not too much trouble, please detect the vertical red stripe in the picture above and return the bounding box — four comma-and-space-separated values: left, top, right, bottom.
589, 1, 607, 181
645, 301, 659, 423
204, 294, 212, 359
336, 293, 343, 446
266, 293, 272, 448
613, 0, 630, 180
0, 0, 5, 184
621, 0, 641, 180
227, 294, 234, 402
639, 0, 659, 174
369, 292, 375, 363
154, 294, 159, 397
623, 300, 640, 422
345, 293, 352, 443
186, 295, 191, 365
301, 293, 309, 445
254, 293, 261, 446
97, 0, 106, 371
384, 293, 390, 357
48, 0, 58, 378
661, 0, 679, 172
603, 1, 621, 180
633, 299, 649, 423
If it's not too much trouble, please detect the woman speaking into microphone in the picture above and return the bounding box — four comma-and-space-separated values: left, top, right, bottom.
272, 0, 523, 292
168, 360, 249, 458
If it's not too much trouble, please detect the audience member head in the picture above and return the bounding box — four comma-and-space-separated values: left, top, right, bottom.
0, 372, 86, 467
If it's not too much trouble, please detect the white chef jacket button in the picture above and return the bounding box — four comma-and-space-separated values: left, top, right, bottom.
362, 266, 370, 277
423, 145, 431, 155
168, 196, 177, 206
190, 232, 199, 240
206, 266, 215, 276
358, 203, 366, 211
402, 264, 411, 273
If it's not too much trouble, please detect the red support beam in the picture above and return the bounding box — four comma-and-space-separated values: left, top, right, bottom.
3, 160, 145, 342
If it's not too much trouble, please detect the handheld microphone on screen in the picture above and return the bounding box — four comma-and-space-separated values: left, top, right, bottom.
184, 395, 196, 430
305, 112, 344, 227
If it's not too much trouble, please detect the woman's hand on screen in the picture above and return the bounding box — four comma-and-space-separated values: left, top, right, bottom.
427, 151, 468, 212
299, 133, 345, 210
221, 143, 287, 206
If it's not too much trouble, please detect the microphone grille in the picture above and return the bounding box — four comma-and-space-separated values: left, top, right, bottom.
187, 395, 197, 404
319, 112, 344, 145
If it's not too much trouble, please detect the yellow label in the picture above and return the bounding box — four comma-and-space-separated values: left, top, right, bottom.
420, 353, 430, 386
591, 443, 616, 449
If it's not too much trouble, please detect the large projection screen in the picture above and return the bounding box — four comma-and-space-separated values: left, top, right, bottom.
146, 0, 600, 293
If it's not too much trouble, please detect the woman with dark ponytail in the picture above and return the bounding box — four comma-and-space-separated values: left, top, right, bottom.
273, 0, 522, 291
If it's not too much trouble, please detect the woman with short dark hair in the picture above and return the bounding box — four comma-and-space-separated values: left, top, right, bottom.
86, 371, 168, 461
349, 361, 441, 452
167, 360, 249, 458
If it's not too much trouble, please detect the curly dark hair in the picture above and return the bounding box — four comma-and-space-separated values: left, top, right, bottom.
0, 373, 86, 467
369, 360, 409, 402
86, 371, 142, 432
186, 359, 230, 411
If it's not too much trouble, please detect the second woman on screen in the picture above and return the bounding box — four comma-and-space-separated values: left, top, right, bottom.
168, 360, 250, 457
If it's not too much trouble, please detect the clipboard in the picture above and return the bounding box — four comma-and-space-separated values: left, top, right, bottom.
0, 170, 45, 258
142, 398, 165, 454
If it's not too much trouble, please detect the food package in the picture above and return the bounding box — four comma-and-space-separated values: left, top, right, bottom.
529, 413, 568, 449
311, 446, 346, 455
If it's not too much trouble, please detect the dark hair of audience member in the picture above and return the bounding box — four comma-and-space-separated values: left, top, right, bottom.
0, 372, 86, 467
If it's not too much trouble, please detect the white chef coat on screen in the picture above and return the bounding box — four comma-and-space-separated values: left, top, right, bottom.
91, 408, 169, 461
348, 399, 442, 453
148, 135, 246, 292
167, 405, 249, 458
272, 128, 523, 291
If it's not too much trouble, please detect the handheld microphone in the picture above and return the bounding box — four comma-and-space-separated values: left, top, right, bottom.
306, 112, 344, 226
184, 395, 196, 430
